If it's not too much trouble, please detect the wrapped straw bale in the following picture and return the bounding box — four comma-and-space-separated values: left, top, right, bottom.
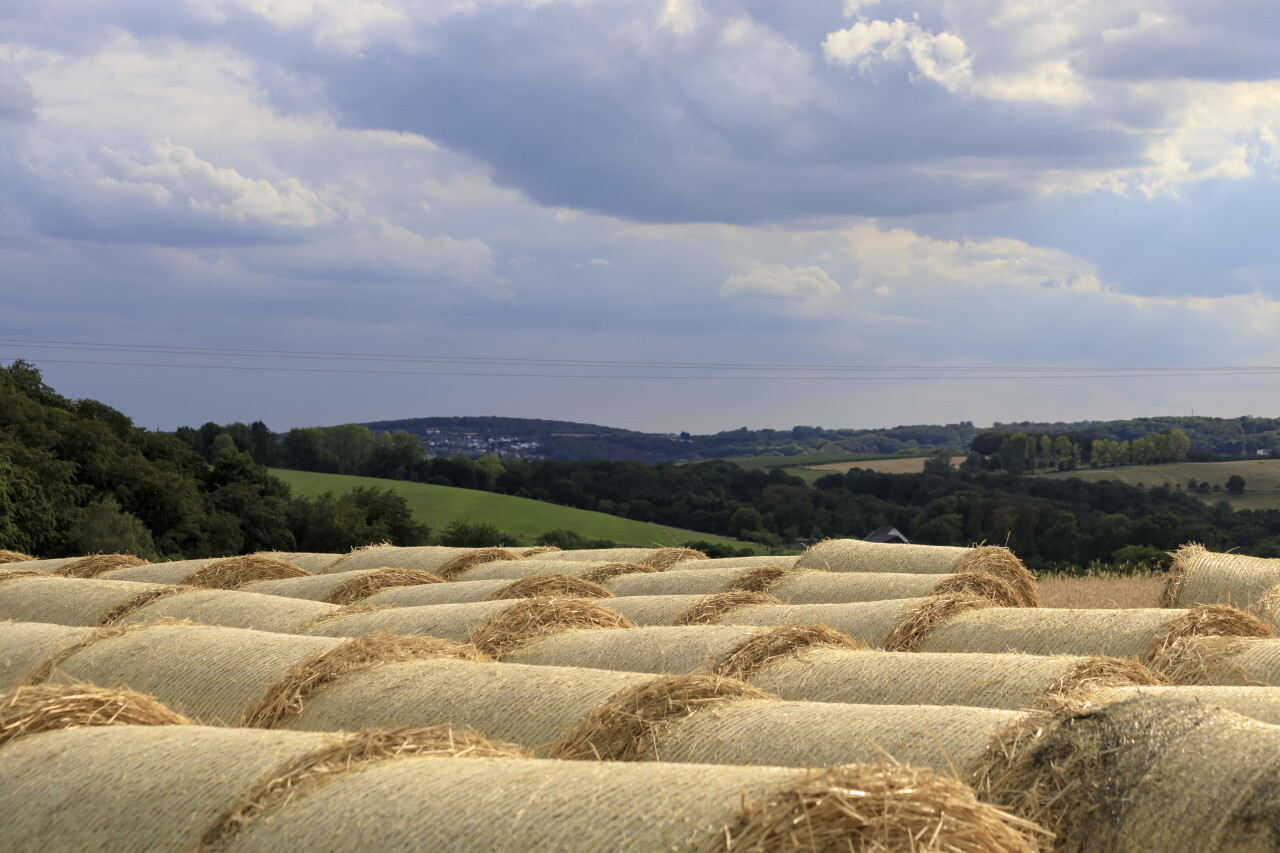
0, 550, 35, 565
221, 755, 1041, 853
2, 556, 77, 573
0, 574, 168, 626
117, 588, 339, 634
601, 566, 750, 596
363, 574, 613, 606
53, 553, 149, 578
97, 557, 217, 584
769, 569, 1031, 607
718, 597, 937, 647
527, 546, 707, 569
971, 695, 1280, 852
1162, 543, 1280, 609
749, 647, 1163, 710
673, 555, 800, 570
302, 599, 518, 641
453, 559, 650, 582
284, 657, 651, 753
603, 592, 779, 627
252, 551, 346, 572
1087, 684, 1280, 725
50, 623, 345, 725
1, 683, 193, 744
0, 724, 525, 853
915, 604, 1272, 661
240, 568, 443, 604
507, 623, 859, 676
100, 556, 309, 589
553, 674, 1026, 776
324, 545, 518, 578
0, 622, 98, 690
1149, 636, 1280, 686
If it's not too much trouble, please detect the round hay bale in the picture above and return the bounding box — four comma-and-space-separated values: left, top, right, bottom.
883, 594, 1006, 652
467, 598, 634, 657
0, 725, 524, 853
553, 674, 777, 761
241, 568, 444, 605
508, 545, 561, 557
0, 550, 34, 564
326, 545, 517, 577
360, 578, 516, 607
56, 553, 149, 579
526, 547, 672, 564
219, 756, 1043, 853
0, 622, 99, 690
717, 598, 936, 648
2, 557, 78, 573
98, 585, 196, 625
284, 658, 650, 755
454, 559, 650, 583
0, 683, 192, 746
1087, 684, 1280, 726
182, 556, 312, 589
595, 592, 779, 627
484, 574, 613, 601
646, 547, 708, 569
252, 552, 346, 572
1162, 542, 1280, 609
749, 647, 1164, 710
672, 555, 801, 571
602, 566, 772, 597
969, 695, 1280, 852
244, 634, 485, 729
712, 624, 865, 681
301, 600, 516, 641
0, 575, 169, 626
916, 604, 1271, 662
762, 570, 1028, 607
118, 588, 339, 634
509, 623, 857, 677
98, 557, 217, 584
0, 568, 41, 585
51, 623, 344, 725
796, 539, 986, 573
1250, 589, 1280, 634
1149, 636, 1280, 686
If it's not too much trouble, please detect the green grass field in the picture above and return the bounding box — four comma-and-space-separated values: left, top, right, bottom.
725, 452, 932, 484
1036, 459, 1280, 511
269, 468, 753, 549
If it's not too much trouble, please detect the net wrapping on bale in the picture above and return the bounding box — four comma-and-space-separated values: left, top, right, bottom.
1162, 542, 1280, 610
240, 568, 444, 605
0, 575, 170, 626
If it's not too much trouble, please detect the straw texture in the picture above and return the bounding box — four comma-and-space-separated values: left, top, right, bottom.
675, 555, 801, 571
750, 647, 1164, 710
98, 557, 217, 584
55, 553, 149, 578
286, 657, 649, 754
240, 568, 443, 604
712, 624, 865, 681
243, 634, 484, 729
764, 570, 1027, 606
602, 566, 764, 596
798, 539, 994, 573
360, 577, 517, 606
528, 546, 707, 568
0, 682, 192, 745
971, 695, 1280, 852
1088, 684, 1280, 726
220, 756, 1041, 853
0, 574, 168, 626
301, 599, 517, 641
485, 574, 613, 601
599, 592, 779, 627
467, 598, 635, 657
325, 545, 517, 577
0, 568, 40, 585
0, 550, 34, 564
1150, 636, 1280, 686
1162, 543, 1280, 609
118, 588, 339, 633
917, 605, 1270, 661
52, 623, 345, 725
718, 598, 931, 648
454, 559, 650, 582
0, 622, 98, 690
252, 552, 346, 572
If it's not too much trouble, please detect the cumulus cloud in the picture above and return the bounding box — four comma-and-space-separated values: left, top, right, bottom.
721, 263, 841, 299
823, 18, 972, 92
0, 63, 37, 121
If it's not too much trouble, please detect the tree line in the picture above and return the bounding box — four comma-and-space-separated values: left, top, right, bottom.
965, 428, 1193, 474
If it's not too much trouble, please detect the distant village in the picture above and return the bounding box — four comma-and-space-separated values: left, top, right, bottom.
417, 427, 545, 460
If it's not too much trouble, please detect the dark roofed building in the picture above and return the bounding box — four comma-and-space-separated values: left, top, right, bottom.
864, 525, 909, 544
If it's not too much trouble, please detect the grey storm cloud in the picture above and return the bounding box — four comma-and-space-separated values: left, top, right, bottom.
0, 64, 37, 122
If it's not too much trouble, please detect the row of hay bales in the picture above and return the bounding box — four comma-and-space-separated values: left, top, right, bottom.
0, 682, 1048, 853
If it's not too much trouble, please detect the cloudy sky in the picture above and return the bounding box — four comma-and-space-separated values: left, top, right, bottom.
4, 0, 1280, 435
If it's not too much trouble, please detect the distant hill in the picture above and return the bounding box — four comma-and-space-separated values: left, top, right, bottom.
356, 414, 1280, 464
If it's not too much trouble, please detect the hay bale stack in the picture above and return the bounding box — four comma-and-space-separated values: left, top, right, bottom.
750, 647, 1163, 710
916, 604, 1272, 661
0, 575, 168, 626
1, 683, 193, 745
219, 755, 1040, 853
0, 725, 525, 853
48, 623, 346, 725
240, 568, 444, 604
284, 657, 651, 753
325, 545, 518, 578
971, 695, 1280, 852
116, 588, 339, 634
55, 553, 150, 578
507, 623, 859, 676
0, 623, 99, 690
527, 547, 707, 569
1162, 543, 1280, 609
453, 559, 651, 582
252, 551, 346, 572
97, 557, 216, 584
553, 674, 1027, 776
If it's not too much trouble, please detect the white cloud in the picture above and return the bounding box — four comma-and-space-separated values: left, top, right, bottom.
823, 18, 972, 92
721, 263, 841, 299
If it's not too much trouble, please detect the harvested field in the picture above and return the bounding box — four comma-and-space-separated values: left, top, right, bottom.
1035, 571, 1165, 608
